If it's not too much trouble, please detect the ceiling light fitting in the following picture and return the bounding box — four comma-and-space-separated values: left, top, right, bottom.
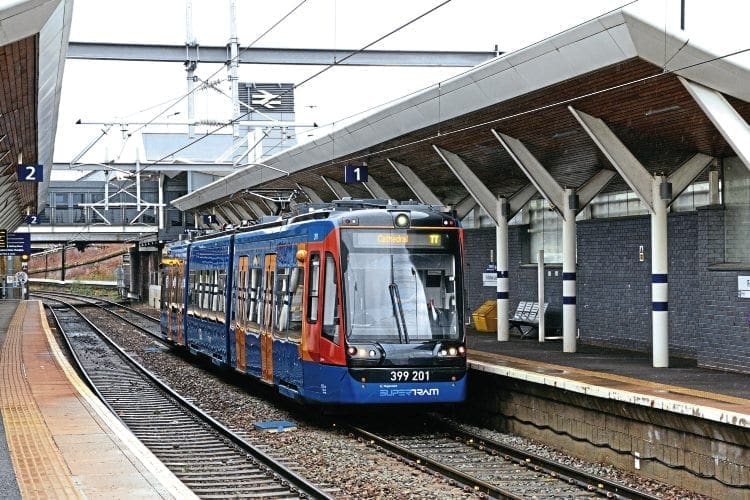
552, 130, 577, 139
644, 105, 681, 117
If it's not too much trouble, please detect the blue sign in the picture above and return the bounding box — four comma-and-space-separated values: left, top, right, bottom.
25, 215, 39, 224
344, 163, 368, 184
202, 214, 217, 225
17, 164, 44, 182
0, 233, 30, 256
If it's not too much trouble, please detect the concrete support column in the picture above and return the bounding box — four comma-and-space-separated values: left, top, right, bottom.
651, 175, 669, 367
537, 250, 545, 342
562, 188, 577, 353
709, 168, 720, 205
158, 173, 165, 231
496, 196, 510, 341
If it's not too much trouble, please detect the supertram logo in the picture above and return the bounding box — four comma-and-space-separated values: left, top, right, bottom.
379, 387, 440, 397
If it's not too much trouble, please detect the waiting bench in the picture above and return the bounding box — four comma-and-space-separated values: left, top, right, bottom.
509, 301, 548, 339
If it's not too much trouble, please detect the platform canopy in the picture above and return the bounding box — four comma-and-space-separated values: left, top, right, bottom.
172, 3, 750, 216
0, 0, 72, 231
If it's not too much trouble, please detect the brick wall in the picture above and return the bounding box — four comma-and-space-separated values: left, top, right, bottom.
463, 205, 750, 372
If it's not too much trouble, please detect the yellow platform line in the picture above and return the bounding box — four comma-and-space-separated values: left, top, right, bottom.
0, 301, 80, 499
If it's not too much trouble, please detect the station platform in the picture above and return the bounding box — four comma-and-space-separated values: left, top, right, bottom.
466, 328, 750, 428
0, 300, 196, 499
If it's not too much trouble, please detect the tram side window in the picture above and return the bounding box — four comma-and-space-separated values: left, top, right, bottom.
274, 268, 288, 337
288, 265, 304, 339
176, 271, 184, 312
236, 258, 247, 327
263, 267, 275, 331
307, 253, 320, 323
275, 265, 304, 340
200, 270, 210, 317
322, 253, 340, 345
247, 267, 261, 328
216, 270, 227, 323
160, 268, 169, 309
188, 270, 197, 315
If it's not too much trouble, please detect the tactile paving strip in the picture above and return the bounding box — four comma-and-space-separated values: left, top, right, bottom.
0, 301, 80, 499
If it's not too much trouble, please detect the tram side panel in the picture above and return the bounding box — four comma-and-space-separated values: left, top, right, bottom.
230, 227, 309, 396
160, 242, 189, 345
185, 235, 234, 365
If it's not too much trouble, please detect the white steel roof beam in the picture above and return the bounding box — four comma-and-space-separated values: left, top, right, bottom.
508, 184, 538, 218
454, 195, 477, 220
361, 175, 390, 200
321, 177, 352, 199
493, 130, 614, 216
493, 130, 565, 216
219, 205, 243, 225
241, 199, 268, 219
212, 208, 233, 226
667, 153, 714, 204
432, 145, 498, 225
569, 107, 655, 212
576, 169, 617, 208
297, 184, 324, 204
679, 76, 750, 171
227, 201, 252, 221
387, 159, 442, 206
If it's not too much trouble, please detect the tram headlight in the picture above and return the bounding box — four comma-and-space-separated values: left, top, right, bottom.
436, 342, 466, 357
346, 343, 385, 366
393, 213, 410, 228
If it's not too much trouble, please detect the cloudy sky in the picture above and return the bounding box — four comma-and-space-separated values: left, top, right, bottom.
53, 0, 748, 167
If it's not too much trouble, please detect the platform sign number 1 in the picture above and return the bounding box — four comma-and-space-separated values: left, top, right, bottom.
17, 164, 43, 182
344, 163, 367, 184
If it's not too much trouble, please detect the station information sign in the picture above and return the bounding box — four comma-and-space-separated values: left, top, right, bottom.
0, 229, 6, 249
0, 233, 30, 256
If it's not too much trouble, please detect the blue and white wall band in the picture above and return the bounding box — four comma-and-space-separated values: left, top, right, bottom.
652, 273, 668, 311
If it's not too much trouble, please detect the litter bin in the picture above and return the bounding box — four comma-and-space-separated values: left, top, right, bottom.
471, 300, 497, 332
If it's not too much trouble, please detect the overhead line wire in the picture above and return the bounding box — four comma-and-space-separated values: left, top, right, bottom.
138, 0, 456, 171
297, 45, 750, 173
100, 1, 311, 146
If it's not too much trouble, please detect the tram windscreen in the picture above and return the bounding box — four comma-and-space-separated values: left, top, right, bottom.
341, 230, 461, 343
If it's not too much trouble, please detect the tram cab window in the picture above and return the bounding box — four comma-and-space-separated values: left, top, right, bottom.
322, 253, 340, 345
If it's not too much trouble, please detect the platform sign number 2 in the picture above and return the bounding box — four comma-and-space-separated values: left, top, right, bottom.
344, 163, 367, 184
17, 164, 44, 182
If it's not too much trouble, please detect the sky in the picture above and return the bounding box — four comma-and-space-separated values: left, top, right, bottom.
53, 0, 750, 173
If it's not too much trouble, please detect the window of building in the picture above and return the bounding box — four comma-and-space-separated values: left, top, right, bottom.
724, 157, 750, 263
527, 199, 562, 264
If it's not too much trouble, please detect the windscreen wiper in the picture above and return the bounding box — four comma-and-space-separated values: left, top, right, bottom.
388, 282, 409, 343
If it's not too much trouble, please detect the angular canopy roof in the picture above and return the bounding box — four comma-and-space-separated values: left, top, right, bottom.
173, 3, 750, 215
0, 0, 72, 230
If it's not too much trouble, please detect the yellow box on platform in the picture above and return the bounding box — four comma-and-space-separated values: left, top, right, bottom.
471, 300, 497, 332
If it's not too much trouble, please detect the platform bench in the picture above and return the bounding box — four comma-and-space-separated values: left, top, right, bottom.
509, 301, 548, 338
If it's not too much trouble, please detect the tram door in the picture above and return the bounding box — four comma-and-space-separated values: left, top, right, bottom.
177, 262, 186, 344
164, 266, 174, 341
260, 254, 276, 384
235, 256, 248, 372
165, 262, 185, 344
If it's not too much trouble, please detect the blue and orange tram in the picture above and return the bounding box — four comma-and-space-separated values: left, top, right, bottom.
160, 199, 467, 405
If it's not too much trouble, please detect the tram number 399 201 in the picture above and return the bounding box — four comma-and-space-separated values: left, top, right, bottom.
389, 370, 430, 382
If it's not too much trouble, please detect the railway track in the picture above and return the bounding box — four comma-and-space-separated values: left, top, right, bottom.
34, 291, 161, 332
41, 295, 333, 499
345, 416, 661, 499
35, 292, 671, 498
